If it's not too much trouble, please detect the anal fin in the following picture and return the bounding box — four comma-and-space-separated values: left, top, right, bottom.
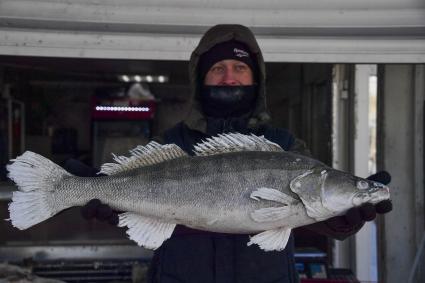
248, 227, 292, 251
118, 213, 176, 250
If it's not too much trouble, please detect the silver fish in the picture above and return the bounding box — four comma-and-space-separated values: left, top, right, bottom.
6, 133, 390, 251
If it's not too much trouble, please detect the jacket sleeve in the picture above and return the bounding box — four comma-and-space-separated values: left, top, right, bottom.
297, 218, 364, 241
63, 158, 99, 177
151, 134, 165, 144
289, 137, 312, 157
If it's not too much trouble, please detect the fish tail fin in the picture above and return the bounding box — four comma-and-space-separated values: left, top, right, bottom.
6, 151, 72, 230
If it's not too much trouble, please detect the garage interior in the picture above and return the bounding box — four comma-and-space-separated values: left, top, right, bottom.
0, 56, 341, 281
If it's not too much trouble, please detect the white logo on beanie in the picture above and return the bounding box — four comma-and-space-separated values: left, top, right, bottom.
234, 48, 249, 58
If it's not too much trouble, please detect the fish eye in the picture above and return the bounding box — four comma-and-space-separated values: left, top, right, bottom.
357, 180, 369, 190
373, 181, 385, 188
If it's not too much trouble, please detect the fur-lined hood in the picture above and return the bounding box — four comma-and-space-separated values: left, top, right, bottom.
183, 24, 271, 132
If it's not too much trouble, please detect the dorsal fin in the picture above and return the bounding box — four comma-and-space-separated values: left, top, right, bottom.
99, 142, 187, 175
194, 133, 283, 156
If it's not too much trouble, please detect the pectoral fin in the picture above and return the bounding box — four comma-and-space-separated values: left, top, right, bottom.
251, 206, 291, 222
250, 187, 294, 222
248, 227, 292, 251
118, 213, 176, 250
250, 187, 294, 204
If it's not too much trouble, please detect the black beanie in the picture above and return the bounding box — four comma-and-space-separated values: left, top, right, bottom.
199, 40, 256, 81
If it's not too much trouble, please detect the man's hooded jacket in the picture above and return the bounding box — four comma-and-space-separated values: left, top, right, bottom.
161, 24, 304, 155
150, 24, 300, 283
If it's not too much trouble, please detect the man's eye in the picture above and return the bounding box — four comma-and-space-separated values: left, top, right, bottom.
210, 66, 224, 73
235, 65, 248, 72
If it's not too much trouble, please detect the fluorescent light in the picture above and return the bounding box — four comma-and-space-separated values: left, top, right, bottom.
96, 106, 150, 112
118, 74, 169, 83
158, 76, 166, 83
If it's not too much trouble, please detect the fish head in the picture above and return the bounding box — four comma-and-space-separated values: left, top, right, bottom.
321, 169, 390, 212
290, 168, 390, 220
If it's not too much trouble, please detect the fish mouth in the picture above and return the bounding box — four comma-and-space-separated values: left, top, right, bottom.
352, 186, 390, 207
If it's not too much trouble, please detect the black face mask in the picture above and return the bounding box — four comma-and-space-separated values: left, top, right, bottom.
200, 85, 257, 118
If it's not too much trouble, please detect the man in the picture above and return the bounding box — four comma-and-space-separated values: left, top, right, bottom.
75, 24, 392, 283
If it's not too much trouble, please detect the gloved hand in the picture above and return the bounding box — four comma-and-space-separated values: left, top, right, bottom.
81, 199, 120, 225
303, 171, 393, 240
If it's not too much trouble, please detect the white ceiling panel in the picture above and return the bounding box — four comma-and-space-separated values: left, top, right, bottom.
0, 0, 424, 62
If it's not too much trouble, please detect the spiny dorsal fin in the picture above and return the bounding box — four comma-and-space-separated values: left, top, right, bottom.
194, 133, 283, 156
99, 142, 187, 175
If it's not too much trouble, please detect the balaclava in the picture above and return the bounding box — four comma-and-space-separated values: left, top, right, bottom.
198, 40, 258, 120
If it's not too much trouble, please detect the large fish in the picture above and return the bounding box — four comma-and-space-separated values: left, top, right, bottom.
6, 133, 390, 251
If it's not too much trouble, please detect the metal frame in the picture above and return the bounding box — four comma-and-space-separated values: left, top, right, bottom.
0, 244, 153, 261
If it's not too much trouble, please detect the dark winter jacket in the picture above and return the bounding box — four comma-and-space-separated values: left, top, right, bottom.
146, 122, 300, 283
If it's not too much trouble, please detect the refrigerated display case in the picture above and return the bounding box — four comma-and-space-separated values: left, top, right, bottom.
91, 87, 157, 168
